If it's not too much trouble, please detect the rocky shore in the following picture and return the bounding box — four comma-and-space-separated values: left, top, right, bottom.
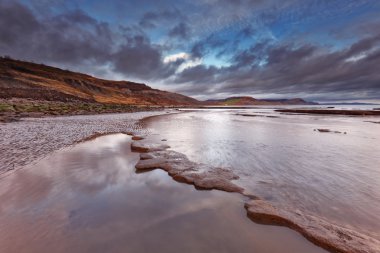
0, 110, 171, 175
2, 110, 379, 253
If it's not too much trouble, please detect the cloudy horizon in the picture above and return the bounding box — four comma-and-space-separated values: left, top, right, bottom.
1, 0, 380, 103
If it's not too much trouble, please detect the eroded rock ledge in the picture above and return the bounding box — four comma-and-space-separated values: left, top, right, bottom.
245, 200, 380, 253
132, 140, 243, 193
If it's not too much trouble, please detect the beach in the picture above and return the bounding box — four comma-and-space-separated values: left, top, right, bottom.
0, 110, 171, 175
1, 107, 380, 253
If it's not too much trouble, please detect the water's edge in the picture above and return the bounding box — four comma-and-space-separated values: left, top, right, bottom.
131, 113, 380, 253
2, 110, 378, 253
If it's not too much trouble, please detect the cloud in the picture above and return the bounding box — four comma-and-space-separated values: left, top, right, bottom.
172, 32, 380, 101
0, 1, 112, 66
139, 9, 181, 29
164, 52, 202, 73
112, 35, 180, 80
0, 0, 177, 81
0, 0, 379, 101
163, 52, 189, 63
175, 65, 218, 84
168, 22, 190, 39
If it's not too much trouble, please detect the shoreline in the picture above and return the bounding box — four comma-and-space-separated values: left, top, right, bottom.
0, 109, 175, 176
1, 110, 379, 253
130, 113, 380, 253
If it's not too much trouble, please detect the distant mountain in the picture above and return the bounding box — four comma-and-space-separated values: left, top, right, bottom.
205, 96, 317, 106
319, 102, 379, 105
0, 57, 199, 106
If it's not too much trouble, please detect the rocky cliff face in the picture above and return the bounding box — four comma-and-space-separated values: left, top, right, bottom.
0, 57, 199, 106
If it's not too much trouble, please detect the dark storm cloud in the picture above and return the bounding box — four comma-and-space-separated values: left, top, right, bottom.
230, 40, 269, 68
0, 0, 175, 81
0, 1, 111, 65
1, 0, 379, 101
112, 35, 181, 80
175, 65, 218, 84
189, 24, 259, 60
0, 1, 40, 46
173, 32, 380, 101
190, 34, 230, 59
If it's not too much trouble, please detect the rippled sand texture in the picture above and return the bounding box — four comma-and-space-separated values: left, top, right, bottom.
141, 109, 380, 252
0, 134, 327, 253
0, 111, 170, 175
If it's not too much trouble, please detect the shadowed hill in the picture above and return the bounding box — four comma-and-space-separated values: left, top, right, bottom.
0, 57, 199, 106
206, 96, 317, 106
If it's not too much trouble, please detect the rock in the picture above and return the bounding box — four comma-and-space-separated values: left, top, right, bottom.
0, 115, 20, 123
132, 135, 145, 140
131, 141, 170, 153
365, 121, 380, 124
134, 149, 243, 193
316, 129, 346, 134
236, 113, 263, 117
140, 153, 155, 160
194, 177, 243, 192
245, 200, 380, 253
135, 157, 167, 171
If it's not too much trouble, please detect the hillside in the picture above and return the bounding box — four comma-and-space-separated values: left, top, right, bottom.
0, 57, 199, 106
205, 96, 317, 106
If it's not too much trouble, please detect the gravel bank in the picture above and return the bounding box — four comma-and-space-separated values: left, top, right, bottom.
0, 110, 171, 175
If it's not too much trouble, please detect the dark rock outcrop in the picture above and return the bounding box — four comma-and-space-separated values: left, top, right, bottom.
245, 200, 380, 253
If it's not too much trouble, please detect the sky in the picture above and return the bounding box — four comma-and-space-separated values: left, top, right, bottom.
1, 0, 380, 102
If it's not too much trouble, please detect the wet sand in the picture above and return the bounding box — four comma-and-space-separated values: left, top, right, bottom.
0, 134, 327, 253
